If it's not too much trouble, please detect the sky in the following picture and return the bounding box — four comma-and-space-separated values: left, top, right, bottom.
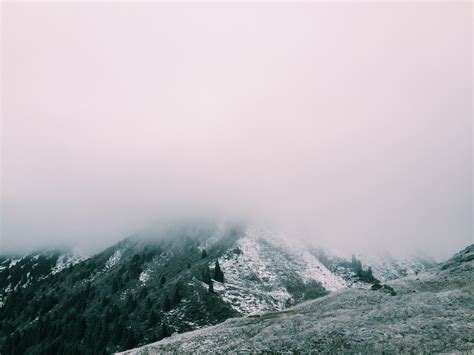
1, 2, 472, 258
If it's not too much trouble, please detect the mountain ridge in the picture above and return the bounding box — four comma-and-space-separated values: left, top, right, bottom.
0, 223, 460, 354
120, 244, 474, 354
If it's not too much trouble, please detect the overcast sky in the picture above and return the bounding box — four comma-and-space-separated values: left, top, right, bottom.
1, 2, 472, 258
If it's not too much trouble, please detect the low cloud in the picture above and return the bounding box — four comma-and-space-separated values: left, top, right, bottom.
1, 2, 472, 258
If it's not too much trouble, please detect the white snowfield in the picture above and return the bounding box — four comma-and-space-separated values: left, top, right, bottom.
119, 244, 474, 354
214, 226, 347, 315
51, 251, 88, 275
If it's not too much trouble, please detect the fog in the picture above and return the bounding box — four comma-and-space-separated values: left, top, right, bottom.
1, 2, 472, 258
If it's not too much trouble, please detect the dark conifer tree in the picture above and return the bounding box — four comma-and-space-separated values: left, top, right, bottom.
139, 286, 149, 299
162, 295, 171, 312
160, 275, 166, 286
148, 310, 158, 327
213, 260, 224, 283
208, 279, 214, 293
145, 297, 153, 310
77, 318, 87, 340
160, 323, 169, 338
201, 249, 208, 259
173, 284, 182, 305
124, 329, 136, 350
202, 266, 212, 284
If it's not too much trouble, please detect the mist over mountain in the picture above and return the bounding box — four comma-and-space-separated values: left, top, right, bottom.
1, 2, 472, 354
2, 2, 472, 259
1, 222, 467, 354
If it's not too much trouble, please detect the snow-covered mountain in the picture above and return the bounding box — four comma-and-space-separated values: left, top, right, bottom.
0, 249, 87, 306
205, 225, 347, 315
0, 222, 447, 354
120, 244, 474, 354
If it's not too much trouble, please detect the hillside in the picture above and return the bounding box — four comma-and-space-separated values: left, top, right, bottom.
0, 222, 454, 354
0, 223, 348, 354
121, 244, 474, 354
0, 250, 87, 307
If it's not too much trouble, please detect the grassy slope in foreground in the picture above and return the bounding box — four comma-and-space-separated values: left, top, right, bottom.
120, 245, 474, 354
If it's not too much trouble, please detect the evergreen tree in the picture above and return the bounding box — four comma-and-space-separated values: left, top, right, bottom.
201, 249, 208, 259
160, 323, 169, 339
160, 275, 166, 286
367, 266, 373, 278
351, 255, 363, 275
202, 266, 212, 284
112, 320, 125, 344
208, 279, 214, 293
148, 310, 158, 327
126, 294, 137, 312
139, 286, 149, 299
173, 284, 181, 305
145, 297, 153, 310
162, 295, 171, 312
124, 329, 136, 350
77, 318, 87, 340
213, 260, 224, 283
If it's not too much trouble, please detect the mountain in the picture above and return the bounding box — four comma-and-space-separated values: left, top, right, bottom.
0, 222, 451, 354
311, 247, 437, 286
121, 244, 474, 354
0, 223, 346, 354
0, 249, 87, 307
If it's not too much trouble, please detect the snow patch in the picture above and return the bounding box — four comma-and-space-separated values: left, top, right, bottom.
51, 252, 87, 275
105, 250, 122, 270
139, 269, 151, 284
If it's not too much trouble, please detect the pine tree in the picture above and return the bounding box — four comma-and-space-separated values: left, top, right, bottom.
145, 297, 153, 310
351, 255, 362, 275
139, 286, 149, 299
201, 249, 207, 259
173, 285, 181, 305
112, 320, 124, 344
126, 294, 136, 312
367, 266, 373, 278
213, 260, 224, 283
148, 310, 158, 327
162, 295, 171, 312
160, 275, 166, 286
77, 318, 87, 340
202, 266, 212, 284
208, 279, 214, 293
124, 329, 135, 349
160, 323, 169, 339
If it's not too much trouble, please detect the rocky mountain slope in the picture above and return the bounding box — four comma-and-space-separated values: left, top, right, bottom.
121, 244, 474, 354
0, 223, 345, 354
0, 222, 452, 354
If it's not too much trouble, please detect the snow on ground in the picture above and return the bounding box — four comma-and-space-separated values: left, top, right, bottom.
105, 250, 122, 270
8, 258, 21, 268
214, 226, 346, 315
139, 269, 151, 284
51, 251, 88, 275
356, 253, 437, 282
119, 245, 474, 354
243, 226, 346, 291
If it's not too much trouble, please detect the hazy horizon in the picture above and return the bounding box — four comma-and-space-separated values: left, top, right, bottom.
1, 2, 472, 259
